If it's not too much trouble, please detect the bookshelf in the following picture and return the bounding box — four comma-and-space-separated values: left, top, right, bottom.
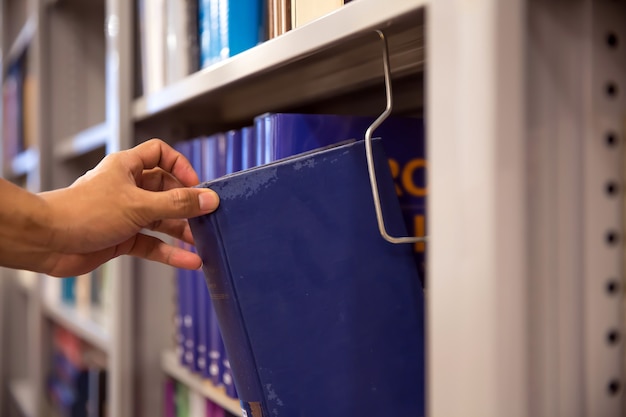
0, 1, 624, 417
161, 350, 241, 416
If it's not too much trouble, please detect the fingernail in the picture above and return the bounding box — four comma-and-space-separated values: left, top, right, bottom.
199, 190, 219, 211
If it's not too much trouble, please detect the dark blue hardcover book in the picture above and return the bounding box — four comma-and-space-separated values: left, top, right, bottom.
240, 126, 256, 170
221, 340, 238, 399
255, 112, 427, 282
174, 141, 191, 365
189, 138, 206, 375
189, 138, 425, 417
175, 141, 196, 369
226, 129, 243, 174
253, 116, 268, 165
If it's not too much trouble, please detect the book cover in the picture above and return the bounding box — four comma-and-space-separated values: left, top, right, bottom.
189, 139, 425, 417
255, 112, 427, 282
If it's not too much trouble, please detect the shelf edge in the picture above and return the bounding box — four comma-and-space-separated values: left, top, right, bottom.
42, 298, 111, 353
133, 0, 427, 121
9, 379, 35, 417
53, 122, 109, 160
5, 15, 37, 67
161, 350, 242, 416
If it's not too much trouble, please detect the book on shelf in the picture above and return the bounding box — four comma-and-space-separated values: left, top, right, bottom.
165, 0, 199, 84
137, 0, 166, 94
44, 263, 112, 317
291, 0, 344, 29
174, 136, 238, 399
254, 112, 427, 281
188, 138, 425, 417
2, 53, 28, 169
47, 325, 108, 417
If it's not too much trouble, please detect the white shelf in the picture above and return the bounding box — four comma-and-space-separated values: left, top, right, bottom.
133, 0, 425, 124
161, 350, 241, 416
53, 122, 109, 160
9, 379, 34, 417
5, 15, 36, 66
42, 298, 110, 353
8, 147, 39, 178
14, 270, 37, 295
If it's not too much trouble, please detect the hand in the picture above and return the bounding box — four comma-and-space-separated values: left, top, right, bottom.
37, 139, 219, 277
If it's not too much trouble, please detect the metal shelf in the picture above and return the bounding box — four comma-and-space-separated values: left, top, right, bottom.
14, 270, 37, 295
133, 0, 425, 127
6, 147, 39, 179
5, 15, 36, 67
9, 379, 34, 417
42, 298, 110, 353
161, 350, 241, 416
53, 122, 109, 160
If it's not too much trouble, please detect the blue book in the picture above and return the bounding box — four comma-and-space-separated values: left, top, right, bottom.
255, 112, 427, 282
219, 0, 264, 58
225, 129, 243, 174
221, 340, 238, 399
174, 141, 192, 365
198, 0, 221, 68
189, 139, 425, 417
189, 138, 207, 375
240, 126, 256, 170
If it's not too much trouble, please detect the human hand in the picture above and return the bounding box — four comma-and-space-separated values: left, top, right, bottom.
37, 139, 219, 277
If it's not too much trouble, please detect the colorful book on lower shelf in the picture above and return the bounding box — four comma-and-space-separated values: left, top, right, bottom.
189, 138, 425, 417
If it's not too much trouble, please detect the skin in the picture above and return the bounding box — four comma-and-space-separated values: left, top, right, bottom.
0, 139, 219, 277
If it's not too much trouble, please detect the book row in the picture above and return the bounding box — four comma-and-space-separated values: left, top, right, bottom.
173, 111, 426, 413
188, 137, 426, 416
44, 263, 112, 320
138, 0, 352, 94
46, 325, 108, 417
2, 49, 36, 170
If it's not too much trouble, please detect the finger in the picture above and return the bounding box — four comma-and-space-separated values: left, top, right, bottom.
141, 187, 220, 220
140, 167, 185, 192
45, 249, 118, 278
127, 233, 203, 269
148, 218, 195, 245
127, 139, 199, 187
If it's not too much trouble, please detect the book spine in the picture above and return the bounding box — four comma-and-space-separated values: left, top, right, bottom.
199, 0, 221, 68
227, 0, 264, 57
225, 129, 243, 174
191, 204, 268, 416
240, 126, 256, 170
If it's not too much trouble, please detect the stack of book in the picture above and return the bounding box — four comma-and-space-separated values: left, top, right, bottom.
171, 111, 426, 413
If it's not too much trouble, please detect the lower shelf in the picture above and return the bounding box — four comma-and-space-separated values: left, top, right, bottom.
9, 379, 34, 417
161, 350, 241, 416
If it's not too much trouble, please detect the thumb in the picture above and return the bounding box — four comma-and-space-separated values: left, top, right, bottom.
143, 187, 220, 220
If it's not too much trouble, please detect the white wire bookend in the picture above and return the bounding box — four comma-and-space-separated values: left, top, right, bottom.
365, 29, 428, 245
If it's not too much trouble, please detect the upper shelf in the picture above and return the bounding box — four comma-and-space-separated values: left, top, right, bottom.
133, 0, 426, 127
5, 15, 36, 67
54, 122, 109, 160
42, 298, 110, 353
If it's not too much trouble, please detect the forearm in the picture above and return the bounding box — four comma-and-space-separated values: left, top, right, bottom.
0, 179, 54, 272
